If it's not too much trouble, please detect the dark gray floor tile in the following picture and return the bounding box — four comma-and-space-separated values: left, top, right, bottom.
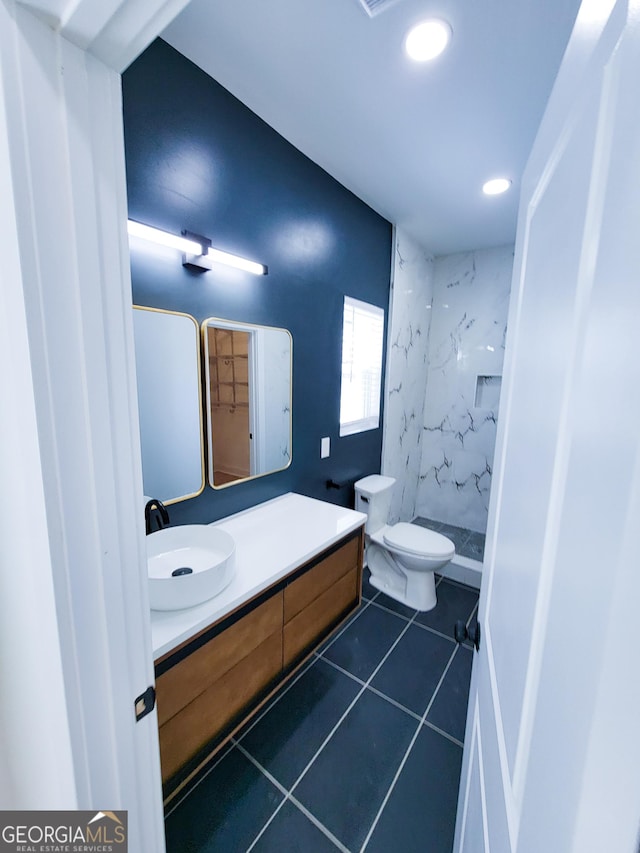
240, 658, 360, 788
322, 603, 407, 681
414, 579, 479, 638
251, 800, 339, 852
293, 690, 417, 850
370, 624, 455, 715
164, 747, 282, 853
366, 726, 463, 853
371, 591, 417, 620
427, 645, 474, 742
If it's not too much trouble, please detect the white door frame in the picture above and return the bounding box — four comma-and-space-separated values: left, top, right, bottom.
0, 0, 189, 847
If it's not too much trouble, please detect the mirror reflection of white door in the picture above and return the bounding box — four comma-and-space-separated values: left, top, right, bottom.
249, 329, 260, 476
454, 2, 640, 850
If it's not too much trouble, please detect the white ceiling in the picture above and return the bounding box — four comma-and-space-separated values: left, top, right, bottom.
163, 0, 582, 256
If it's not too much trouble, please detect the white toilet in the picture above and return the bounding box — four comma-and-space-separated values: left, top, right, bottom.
354, 474, 455, 612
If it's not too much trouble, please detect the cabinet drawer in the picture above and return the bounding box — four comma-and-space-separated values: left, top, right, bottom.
156, 592, 282, 727
159, 630, 283, 783
283, 566, 359, 667
284, 536, 359, 623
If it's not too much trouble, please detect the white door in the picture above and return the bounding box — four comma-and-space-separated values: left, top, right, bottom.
454, 2, 640, 851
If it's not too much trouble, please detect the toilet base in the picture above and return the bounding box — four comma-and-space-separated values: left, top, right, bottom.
367, 544, 437, 612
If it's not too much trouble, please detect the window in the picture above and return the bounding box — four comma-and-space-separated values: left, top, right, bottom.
339, 296, 385, 436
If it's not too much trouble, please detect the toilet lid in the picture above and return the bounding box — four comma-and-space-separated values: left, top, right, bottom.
383, 523, 455, 558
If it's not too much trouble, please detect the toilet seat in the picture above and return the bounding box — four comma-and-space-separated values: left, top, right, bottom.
381, 523, 454, 559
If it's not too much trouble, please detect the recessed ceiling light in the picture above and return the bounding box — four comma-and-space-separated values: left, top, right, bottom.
404, 19, 452, 62
482, 178, 512, 196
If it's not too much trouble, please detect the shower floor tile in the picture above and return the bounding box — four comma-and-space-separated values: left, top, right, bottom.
413, 516, 486, 560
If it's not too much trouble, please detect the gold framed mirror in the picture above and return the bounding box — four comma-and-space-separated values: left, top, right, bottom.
132, 306, 205, 504
202, 318, 292, 488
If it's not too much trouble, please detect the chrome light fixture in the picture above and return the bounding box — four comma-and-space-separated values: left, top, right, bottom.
127, 220, 268, 276
127, 220, 203, 254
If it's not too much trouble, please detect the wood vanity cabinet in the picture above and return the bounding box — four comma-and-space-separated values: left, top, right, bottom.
283, 534, 360, 666
154, 527, 363, 802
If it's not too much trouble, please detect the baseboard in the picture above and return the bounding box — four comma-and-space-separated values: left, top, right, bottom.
439, 554, 482, 589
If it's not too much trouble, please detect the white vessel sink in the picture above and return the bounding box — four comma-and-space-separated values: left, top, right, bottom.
147, 524, 235, 611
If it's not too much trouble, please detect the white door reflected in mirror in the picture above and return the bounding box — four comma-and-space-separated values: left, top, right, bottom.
203, 318, 292, 488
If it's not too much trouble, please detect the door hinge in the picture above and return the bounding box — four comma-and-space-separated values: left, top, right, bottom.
134, 685, 156, 722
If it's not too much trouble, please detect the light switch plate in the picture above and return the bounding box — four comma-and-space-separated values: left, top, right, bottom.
321, 436, 330, 458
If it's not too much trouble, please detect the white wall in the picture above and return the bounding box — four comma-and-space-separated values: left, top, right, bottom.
416, 245, 514, 533
381, 228, 435, 523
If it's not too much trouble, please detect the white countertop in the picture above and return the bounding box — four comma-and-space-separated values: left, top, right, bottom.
150, 492, 367, 659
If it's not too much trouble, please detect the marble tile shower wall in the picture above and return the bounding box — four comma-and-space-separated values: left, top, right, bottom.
381, 230, 435, 524
416, 246, 514, 534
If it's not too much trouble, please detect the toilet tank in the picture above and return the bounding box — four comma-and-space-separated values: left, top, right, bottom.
354, 474, 396, 534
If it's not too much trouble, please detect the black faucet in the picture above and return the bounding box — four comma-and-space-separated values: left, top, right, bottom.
145, 498, 170, 535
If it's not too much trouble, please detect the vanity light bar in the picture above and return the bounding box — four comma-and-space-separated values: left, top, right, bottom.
185, 248, 268, 277
127, 220, 203, 255
127, 219, 268, 276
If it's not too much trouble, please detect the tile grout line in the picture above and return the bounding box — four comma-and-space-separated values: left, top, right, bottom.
359, 642, 461, 852
237, 578, 414, 745
242, 789, 289, 853
315, 596, 375, 657
287, 793, 351, 853
174, 595, 398, 833
236, 741, 349, 853
167, 593, 476, 822
168, 647, 324, 814
287, 609, 418, 795
422, 718, 464, 749
317, 613, 470, 735
230, 656, 317, 746
409, 618, 458, 644
319, 654, 425, 723
240, 610, 420, 852
366, 683, 423, 723
314, 654, 367, 688
163, 743, 235, 818
366, 598, 414, 622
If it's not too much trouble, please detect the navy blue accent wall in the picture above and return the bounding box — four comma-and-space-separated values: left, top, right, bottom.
122, 39, 392, 525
